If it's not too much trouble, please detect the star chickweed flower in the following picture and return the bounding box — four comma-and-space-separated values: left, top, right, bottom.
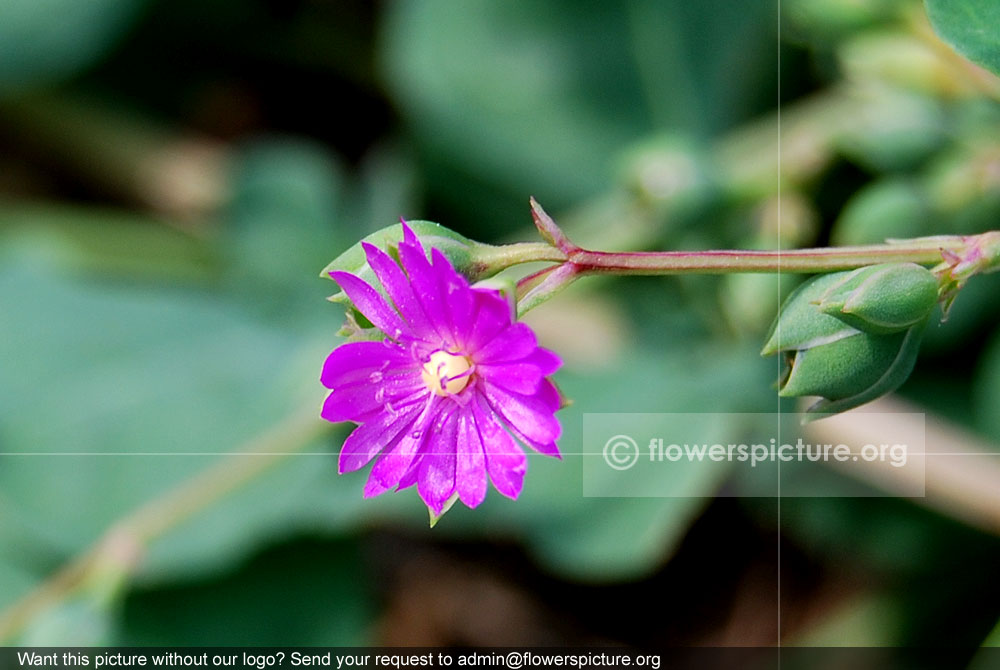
320, 223, 563, 517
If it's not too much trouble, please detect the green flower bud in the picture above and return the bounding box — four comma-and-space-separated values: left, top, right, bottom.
617, 135, 715, 223
834, 84, 945, 172
762, 272, 927, 417
761, 273, 860, 357
832, 178, 929, 246
783, 0, 894, 41
813, 262, 939, 334
839, 33, 952, 95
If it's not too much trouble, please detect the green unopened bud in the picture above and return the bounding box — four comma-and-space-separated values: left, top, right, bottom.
618, 135, 713, 217
832, 178, 929, 245
839, 31, 973, 97
814, 262, 939, 334
784, 0, 889, 41
762, 272, 927, 417
761, 273, 859, 357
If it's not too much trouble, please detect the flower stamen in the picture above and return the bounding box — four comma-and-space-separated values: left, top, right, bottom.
421, 350, 473, 396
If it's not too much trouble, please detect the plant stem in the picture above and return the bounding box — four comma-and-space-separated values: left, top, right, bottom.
475, 241, 567, 274
568, 237, 968, 275
514, 199, 998, 314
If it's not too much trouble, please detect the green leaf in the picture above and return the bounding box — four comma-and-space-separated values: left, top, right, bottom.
973, 325, 1000, 442
925, 0, 1000, 77
225, 137, 347, 304
380, 0, 779, 232
0, 260, 357, 584
0, 558, 35, 612
119, 538, 372, 646
0, 0, 148, 94
791, 594, 904, 646
983, 618, 1000, 646
0, 204, 216, 282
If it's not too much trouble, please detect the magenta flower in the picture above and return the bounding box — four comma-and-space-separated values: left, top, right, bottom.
320, 224, 563, 514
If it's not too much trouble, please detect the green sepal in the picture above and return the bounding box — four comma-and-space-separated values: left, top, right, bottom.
803, 319, 927, 419
779, 328, 908, 400
334, 310, 385, 341
761, 273, 860, 356
813, 262, 939, 334
428, 492, 460, 528
320, 220, 497, 304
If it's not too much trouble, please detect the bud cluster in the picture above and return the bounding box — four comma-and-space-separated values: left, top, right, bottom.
762, 263, 939, 416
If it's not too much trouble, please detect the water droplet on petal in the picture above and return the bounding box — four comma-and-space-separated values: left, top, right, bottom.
410, 429, 423, 440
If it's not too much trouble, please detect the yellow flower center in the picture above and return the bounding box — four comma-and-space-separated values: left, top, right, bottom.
421, 350, 472, 396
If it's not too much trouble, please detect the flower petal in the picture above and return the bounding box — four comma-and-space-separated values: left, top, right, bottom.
396, 454, 422, 491
320, 340, 410, 389
474, 345, 562, 395
476, 361, 544, 395
456, 407, 488, 508
398, 240, 452, 344
480, 381, 561, 447
322, 377, 425, 424
363, 474, 393, 499
523, 347, 562, 376
431, 248, 475, 343
368, 396, 442, 490
536, 378, 562, 413
338, 402, 423, 474
524, 438, 561, 459
417, 408, 459, 514
401, 220, 423, 249
363, 242, 434, 335
330, 270, 406, 337
465, 290, 513, 353
473, 322, 537, 364
472, 399, 526, 500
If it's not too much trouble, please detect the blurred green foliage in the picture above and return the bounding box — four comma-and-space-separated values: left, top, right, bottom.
0, 0, 148, 95
0, 0, 999, 655
926, 0, 1000, 76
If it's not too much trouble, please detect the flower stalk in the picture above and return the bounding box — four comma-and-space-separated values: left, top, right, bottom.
515, 198, 1000, 314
